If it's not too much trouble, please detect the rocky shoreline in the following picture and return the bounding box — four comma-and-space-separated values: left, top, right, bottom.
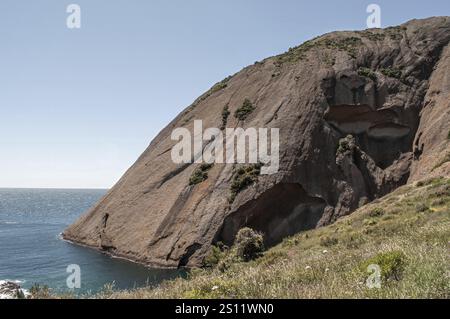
0, 281, 28, 299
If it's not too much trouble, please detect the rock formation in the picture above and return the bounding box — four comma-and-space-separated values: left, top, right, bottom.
0, 281, 26, 299
63, 17, 450, 268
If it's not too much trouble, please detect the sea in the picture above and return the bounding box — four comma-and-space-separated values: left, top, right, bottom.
0, 188, 183, 296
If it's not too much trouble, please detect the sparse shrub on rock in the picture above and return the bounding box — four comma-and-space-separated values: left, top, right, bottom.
336, 135, 356, 156
229, 163, 262, 202
381, 67, 402, 79
189, 163, 213, 186
234, 99, 255, 121
358, 67, 377, 81
221, 105, 230, 130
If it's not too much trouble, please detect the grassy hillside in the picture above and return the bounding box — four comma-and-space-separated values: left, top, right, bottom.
41, 177, 450, 299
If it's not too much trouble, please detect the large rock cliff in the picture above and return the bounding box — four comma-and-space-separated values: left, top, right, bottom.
63, 17, 450, 268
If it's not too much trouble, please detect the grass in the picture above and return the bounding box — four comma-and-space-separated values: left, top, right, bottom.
90, 177, 450, 299
234, 99, 256, 121
369, 207, 385, 217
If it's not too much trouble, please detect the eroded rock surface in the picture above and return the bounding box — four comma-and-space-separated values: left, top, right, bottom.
64, 17, 450, 268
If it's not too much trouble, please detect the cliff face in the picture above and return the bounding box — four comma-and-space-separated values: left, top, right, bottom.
63, 17, 450, 268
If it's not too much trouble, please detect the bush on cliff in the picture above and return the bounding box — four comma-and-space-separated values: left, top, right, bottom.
235, 227, 265, 262
234, 99, 255, 121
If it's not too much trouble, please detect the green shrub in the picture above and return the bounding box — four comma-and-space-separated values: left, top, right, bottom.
229, 164, 262, 202
234, 99, 256, 121
221, 105, 230, 130
189, 163, 213, 186
203, 243, 227, 268
358, 67, 377, 81
320, 236, 338, 247
360, 250, 407, 281
447, 130, 450, 140
272, 71, 281, 78
416, 180, 425, 187
235, 227, 265, 262
381, 67, 402, 79
336, 135, 355, 156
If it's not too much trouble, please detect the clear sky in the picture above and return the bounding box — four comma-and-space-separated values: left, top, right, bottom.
0, 0, 449, 189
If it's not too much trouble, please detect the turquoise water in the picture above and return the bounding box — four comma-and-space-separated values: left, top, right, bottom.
0, 188, 183, 294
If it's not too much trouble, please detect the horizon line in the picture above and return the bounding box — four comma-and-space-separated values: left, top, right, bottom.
0, 186, 110, 190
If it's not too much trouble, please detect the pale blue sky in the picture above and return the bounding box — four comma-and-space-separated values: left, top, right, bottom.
0, 0, 448, 188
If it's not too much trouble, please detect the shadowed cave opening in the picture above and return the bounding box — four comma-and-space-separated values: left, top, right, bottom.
324, 105, 417, 169
217, 183, 326, 247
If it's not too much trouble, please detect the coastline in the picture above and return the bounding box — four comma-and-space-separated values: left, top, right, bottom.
60, 233, 181, 270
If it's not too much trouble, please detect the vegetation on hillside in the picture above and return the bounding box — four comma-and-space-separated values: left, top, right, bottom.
189, 163, 214, 186
221, 104, 230, 130
358, 67, 377, 81
234, 99, 256, 121
85, 177, 450, 299
229, 163, 262, 203
380, 67, 402, 79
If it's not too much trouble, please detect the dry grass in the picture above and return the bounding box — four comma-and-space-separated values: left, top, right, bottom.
51, 178, 450, 299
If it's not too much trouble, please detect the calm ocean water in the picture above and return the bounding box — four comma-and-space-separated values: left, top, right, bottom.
0, 188, 183, 295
